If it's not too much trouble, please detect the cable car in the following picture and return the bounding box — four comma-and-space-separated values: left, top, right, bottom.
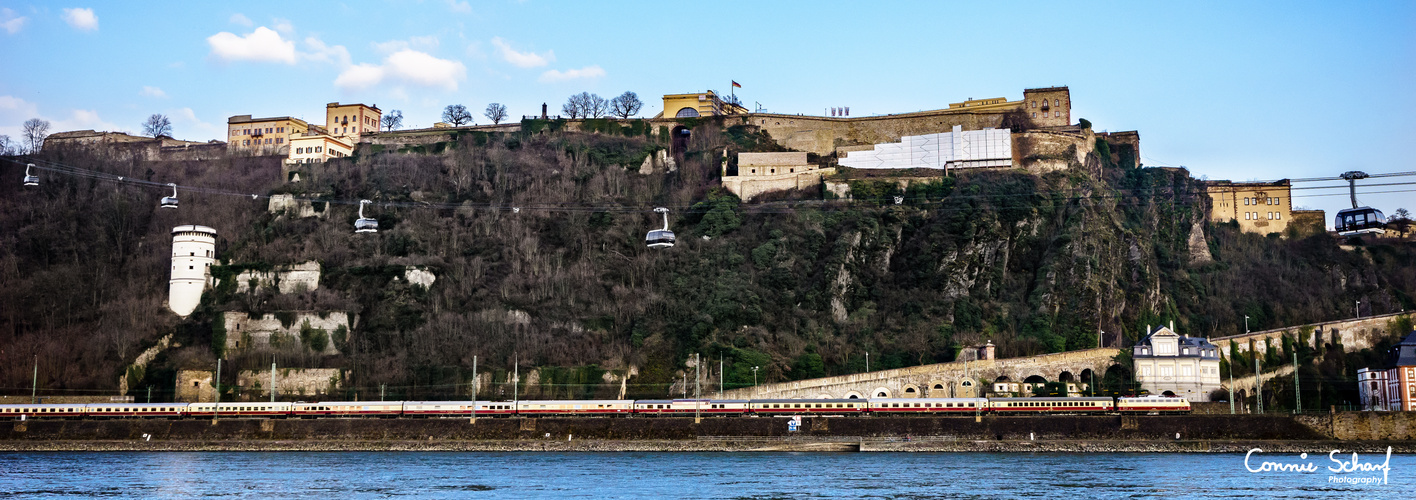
355, 199, 378, 233
646, 207, 675, 248
22, 163, 39, 186
160, 183, 179, 209
1334, 171, 1386, 236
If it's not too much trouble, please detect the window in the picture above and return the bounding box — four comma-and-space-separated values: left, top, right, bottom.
296, 147, 303, 154
1054, 99, 1059, 106
1032, 112, 1037, 118
1244, 197, 1250, 205
1055, 111, 1060, 117
1160, 366, 1174, 377
276, 138, 283, 144
1182, 365, 1193, 376
1245, 212, 1251, 220
1276, 213, 1281, 220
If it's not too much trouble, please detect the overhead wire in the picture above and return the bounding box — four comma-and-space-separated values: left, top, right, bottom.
6, 156, 1415, 216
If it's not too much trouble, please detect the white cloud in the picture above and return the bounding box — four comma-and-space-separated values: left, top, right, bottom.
171, 107, 218, 135
140, 86, 167, 98
58, 109, 124, 133
373, 35, 439, 55
335, 49, 466, 91
539, 65, 605, 83
271, 18, 294, 35
301, 36, 351, 66
492, 37, 553, 68
334, 63, 385, 90
229, 13, 252, 27
207, 27, 297, 64
1, 8, 28, 34
62, 8, 98, 31
447, 1, 472, 14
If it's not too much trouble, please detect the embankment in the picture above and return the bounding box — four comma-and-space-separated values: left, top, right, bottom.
3, 413, 1413, 452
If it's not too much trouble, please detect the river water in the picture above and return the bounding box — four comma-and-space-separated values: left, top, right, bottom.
1, 451, 1411, 498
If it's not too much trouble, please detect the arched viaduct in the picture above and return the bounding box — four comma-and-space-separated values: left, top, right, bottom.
717, 348, 1120, 400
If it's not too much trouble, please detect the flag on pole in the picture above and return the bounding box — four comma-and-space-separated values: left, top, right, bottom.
731, 81, 742, 88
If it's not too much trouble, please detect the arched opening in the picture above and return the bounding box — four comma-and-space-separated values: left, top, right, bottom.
902, 385, 919, 398
674, 107, 699, 118
847, 394, 859, 399
670, 125, 691, 160
1162, 390, 1177, 397
873, 387, 891, 398
933, 384, 944, 390
1024, 375, 1048, 384
1079, 369, 1095, 395
1058, 371, 1074, 383
994, 376, 1011, 382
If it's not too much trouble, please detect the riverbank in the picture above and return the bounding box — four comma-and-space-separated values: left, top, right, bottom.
5, 414, 1414, 452
2, 438, 1412, 453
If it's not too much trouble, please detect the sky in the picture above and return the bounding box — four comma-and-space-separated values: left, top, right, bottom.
1, 0, 1413, 219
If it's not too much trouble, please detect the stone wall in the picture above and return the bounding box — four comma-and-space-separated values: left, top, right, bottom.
1212, 312, 1414, 359
223, 311, 349, 355
236, 368, 344, 400
267, 194, 330, 219
175, 370, 216, 402
226, 261, 322, 294
722, 168, 834, 202
119, 334, 173, 395
718, 348, 1120, 400
1016, 129, 1093, 173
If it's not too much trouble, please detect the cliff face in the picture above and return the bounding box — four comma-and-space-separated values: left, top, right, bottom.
2, 123, 1413, 401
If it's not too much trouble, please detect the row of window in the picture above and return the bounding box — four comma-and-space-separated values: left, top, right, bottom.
1244, 212, 1282, 220
295, 146, 325, 154
1000, 401, 1095, 407
1244, 197, 1281, 205
1030, 99, 1062, 108
1140, 365, 1197, 377
1032, 111, 1062, 118
241, 138, 284, 146
231, 127, 287, 136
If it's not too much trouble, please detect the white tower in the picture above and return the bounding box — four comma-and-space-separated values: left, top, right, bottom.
169, 225, 217, 317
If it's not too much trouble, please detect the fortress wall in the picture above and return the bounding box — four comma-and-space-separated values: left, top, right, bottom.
1213, 312, 1413, 358
719, 348, 1119, 400
737, 111, 1011, 155
223, 311, 348, 356
236, 368, 344, 399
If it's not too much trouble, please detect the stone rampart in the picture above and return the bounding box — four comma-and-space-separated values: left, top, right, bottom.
267, 194, 330, 219
224, 261, 322, 295
223, 311, 348, 355
236, 368, 344, 400
719, 348, 1119, 400
1213, 312, 1413, 359
175, 370, 215, 402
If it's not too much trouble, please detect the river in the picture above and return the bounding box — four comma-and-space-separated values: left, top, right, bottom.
1, 451, 1411, 498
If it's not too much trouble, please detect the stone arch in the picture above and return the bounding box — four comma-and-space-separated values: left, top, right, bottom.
872, 387, 892, 398
674, 107, 700, 118
1058, 371, 1075, 383
844, 391, 863, 399
927, 381, 948, 398
901, 384, 920, 398
1024, 375, 1048, 384
1162, 390, 1176, 397
670, 125, 691, 159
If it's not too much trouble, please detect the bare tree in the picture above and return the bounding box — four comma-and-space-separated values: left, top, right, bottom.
22, 118, 50, 153
142, 114, 173, 138
484, 103, 508, 124
609, 91, 642, 119
0, 135, 12, 156
381, 110, 404, 131
586, 93, 608, 118
562, 93, 587, 119
442, 105, 472, 126
1392, 208, 1412, 239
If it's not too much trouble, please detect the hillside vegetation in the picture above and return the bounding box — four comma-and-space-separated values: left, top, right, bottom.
2, 119, 1414, 402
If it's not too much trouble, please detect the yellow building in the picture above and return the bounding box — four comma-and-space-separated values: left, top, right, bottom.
657, 90, 749, 118
1205, 180, 1293, 235
227, 115, 309, 155
325, 102, 381, 142
286, 129, 354, 165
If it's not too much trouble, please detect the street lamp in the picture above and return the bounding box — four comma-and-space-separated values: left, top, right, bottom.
865, 352, 870, 373
1244, 315, 1250, 334
752, 366, 759, 387
1355, 300, 1360, 319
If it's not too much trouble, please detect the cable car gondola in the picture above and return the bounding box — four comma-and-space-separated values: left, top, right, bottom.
160, 183, 179, 209
355, 199, 379, 233
646, 207, 675, 248
1334, 171, 1386, 236
22, 163, 39, 186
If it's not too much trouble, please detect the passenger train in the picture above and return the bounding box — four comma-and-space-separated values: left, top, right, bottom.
1, 396, 1189, 420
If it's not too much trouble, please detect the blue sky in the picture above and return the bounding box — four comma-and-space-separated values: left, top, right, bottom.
2, 1, 1413, 217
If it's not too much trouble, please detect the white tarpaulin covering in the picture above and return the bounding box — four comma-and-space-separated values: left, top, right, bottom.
840, 125, 1011, 170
